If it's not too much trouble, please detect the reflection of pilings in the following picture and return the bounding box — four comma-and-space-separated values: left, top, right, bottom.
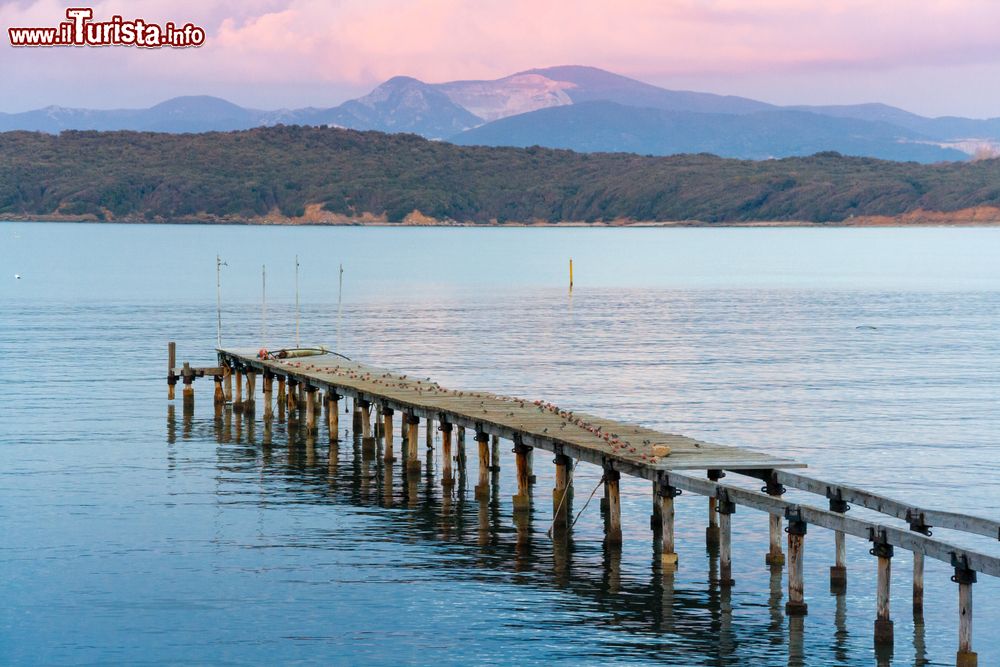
719, 587, 734, 658
514, 492, 531, 572
552, 527, 571, 587
167, 404, 176, 444
788, 615, 805, 667
603, 542, 621, 594
834, 585, 849, 665
768, 564, 783, 634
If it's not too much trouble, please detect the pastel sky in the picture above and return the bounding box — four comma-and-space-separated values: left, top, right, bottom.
3, 0, 1000, 117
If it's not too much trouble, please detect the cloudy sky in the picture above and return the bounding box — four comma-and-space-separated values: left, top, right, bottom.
3, 0, 1000, 117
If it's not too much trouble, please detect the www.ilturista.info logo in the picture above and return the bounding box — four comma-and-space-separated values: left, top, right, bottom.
8, 8, 205, 48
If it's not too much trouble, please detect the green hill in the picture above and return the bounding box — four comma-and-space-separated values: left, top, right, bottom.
1, 125, 999, 224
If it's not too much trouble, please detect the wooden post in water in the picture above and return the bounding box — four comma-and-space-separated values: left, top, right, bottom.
286, 378, 297, 416
871, 529, 894, 646
475, 430, 490, 500
829, 491, 849, 592
262, 372, 273, 418
717, 490, 735, 587
512, 438, 531, 512
223, 364, 232, 403
913, 552, 924, 617
456, 426, 466, 472
604, 468, 622, 546
214, 374, 225, 406
785, 508, 808, 616
406, 414, 420, 473
181, 362, 194, 411
954, 558, 977, 667
553, 453, 572, 528
706, 469, 724, 544
167, 342, 177, 400
352, 399, 363, 434
233, 367, 244, 411
277, 376, 286, 406
764, 474, 785, 566
327, 391, 340, 442
426, 417, 434, 449
360, 400, 371, 439
441, 421, 454, 487
382, 407, 394, 461
659, 480, 678, 570
305, 386, 318, 434
490, 435, 501, 473
245, 371, 256, 412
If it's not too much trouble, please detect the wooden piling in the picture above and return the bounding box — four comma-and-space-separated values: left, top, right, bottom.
659, 482, 678, 570
360, 401, 371, 439
512, 440, 531, 512
245, 371, 256, 411
382, 407, 394, 461
831, 530, 848, 592
286, 378, 297, 415
553, 453, 572, 527
214, 375, 224, 406
456, 426, 466, 472
441, 421, 453, 486
426, 417, 434, 449
305, 386, 318, 433
475, 430, 489, 500
764, 475, 785, 566
872, 535, 894, 645
223, 364, 232, 402
785, 509, 808, 615
955, 561, 977, 666
706, 469, 723, 544
605, 468, 622, 546
167, 342, 177, 400
352, 400, 363, 434
913, 552, 924, 616
233, 368, 243, 411
406, 415, 420, 473
717, 492, 735, 586
326, 391, 339, 441
262, 372, 273, 418
181, 362, 194, 410
490, 434, 501, 473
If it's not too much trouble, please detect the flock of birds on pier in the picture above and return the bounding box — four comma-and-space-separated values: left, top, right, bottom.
276, 358, 670, 465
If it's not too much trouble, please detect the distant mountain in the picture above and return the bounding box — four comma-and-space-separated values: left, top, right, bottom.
452, 101, 967, 162
4, 65, 1000, 161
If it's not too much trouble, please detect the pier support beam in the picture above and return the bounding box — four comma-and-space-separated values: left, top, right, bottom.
913, 552, 924, 617
223, 364, 232, 403
764, 474, 785, 566
277, 376, 286, 407
553, 453, 573, 528
245, 371, 256, 412
181, 362, 194, 411
604, 468, 622, 546
512, 438, 532, 512
475, 430, 490, 500
214, 374, 225, 406
406, 414, 420, 473
659, 480, 679, 570
785, 508, 808, 616
382, 407, 394, 461
426, 417, 434, 449
305, 386, 318, 433
871, 529, 894, 646
829, 491, 849, 593
456, 427, 466, 473
286, 378, 297, 416
954, 558, 977, 667
359, 400, 371, 439
490, 435, 501, 473
717, 491, 735, 586
327, 391, 339, 442
441, 421, 454, 487
262, 372, 273, 418
233, 367, 244, 411
352, 400, 363, 434
706, 469, 724, 544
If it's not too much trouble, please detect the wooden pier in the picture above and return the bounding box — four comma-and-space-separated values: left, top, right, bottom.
171, 343, 998, 666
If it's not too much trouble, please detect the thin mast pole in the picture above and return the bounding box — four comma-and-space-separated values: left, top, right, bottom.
336, 263, 343, 352
262, 264, 267, 350
295, 255, 300, 348
216, 254, 223, 349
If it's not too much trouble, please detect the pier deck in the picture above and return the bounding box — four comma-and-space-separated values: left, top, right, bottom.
219, 347, 803, 475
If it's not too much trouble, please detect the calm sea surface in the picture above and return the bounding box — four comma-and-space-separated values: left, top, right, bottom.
2, 222, 999, 665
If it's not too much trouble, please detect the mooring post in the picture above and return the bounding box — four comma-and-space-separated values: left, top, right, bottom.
717, 489, 735, 587
512, 437, 531, 512
382, 407, 394, 461
604, 466, 622, 546
262, 372, 273, 418
305, 386, 318, 434
167, 342, 177, 400
913, 552, 924, 617
706, 469, 724, 544
764, 473, 785, 566
490, 435, 501, 473
475, 430, 490, 500
406, 414, 420, 473
953, 555, 978, 667
553, 452, 573, 528
785, 507, 808, 615
870, 528, 894, 646
441, 421, 454, 487
181, 362, 194, 411
659, 477, 679, 570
